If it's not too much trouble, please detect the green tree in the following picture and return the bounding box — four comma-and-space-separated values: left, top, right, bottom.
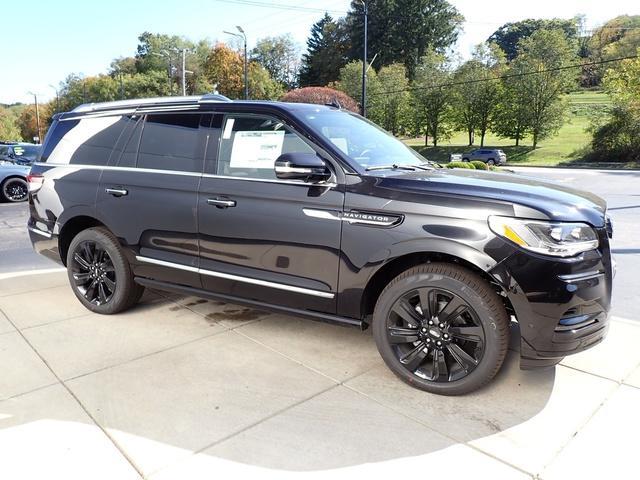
375, 63, 410, 135
251, 35, 300, 89
248, 63, 285, 100
512, 29, 577, 148
492, 62, 531, 146
0, 108, 22, 141
589, 53, 640, 162
335, 60, 381, 115
347, 0, 463, 79
488, 18, 579, 62
299, 14, 350, 87
410, 52, 453, 146
588, 16, 640, 85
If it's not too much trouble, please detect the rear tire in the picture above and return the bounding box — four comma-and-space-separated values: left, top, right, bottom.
462, 158, 469, 162
372, 263, 509, 395
66, 227, 144, 314
487, 159, 496, 166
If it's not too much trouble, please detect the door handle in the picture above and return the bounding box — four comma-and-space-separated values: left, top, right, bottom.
105, 187, 128, 197
207, 197, 236, 208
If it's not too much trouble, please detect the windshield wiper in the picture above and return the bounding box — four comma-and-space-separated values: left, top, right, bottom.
365, 164, 420, 171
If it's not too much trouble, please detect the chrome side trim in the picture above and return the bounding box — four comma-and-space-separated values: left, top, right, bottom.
135, 256, 335, 299
558, 271, 605, 283
28, 226, 52, 238
303, 208, 403, 227
32, 163, 338, 187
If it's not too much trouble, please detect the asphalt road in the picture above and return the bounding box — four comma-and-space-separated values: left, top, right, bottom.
1, 167, 637, 319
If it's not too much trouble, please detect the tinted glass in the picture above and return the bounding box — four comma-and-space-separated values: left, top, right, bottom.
137, 113, 203, 172
13, 145, 40, 162
217, 115, 314, 179
298, 109, 425, 169
113, 116, 142, 168
40, 116, 127, 165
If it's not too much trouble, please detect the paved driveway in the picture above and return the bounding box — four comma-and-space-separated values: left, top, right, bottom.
1, 270, 639, 479
1, 168, 639, 479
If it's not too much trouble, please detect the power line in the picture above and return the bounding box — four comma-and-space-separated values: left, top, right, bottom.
366, 54, 639, 97
212, 0, 348, 16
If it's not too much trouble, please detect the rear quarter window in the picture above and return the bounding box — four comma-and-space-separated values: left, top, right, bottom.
41, 116, 129, 166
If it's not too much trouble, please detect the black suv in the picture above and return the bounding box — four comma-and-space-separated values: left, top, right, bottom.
28, 95, 613, 395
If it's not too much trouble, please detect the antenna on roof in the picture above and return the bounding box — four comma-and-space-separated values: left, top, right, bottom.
326, 97, 342, 110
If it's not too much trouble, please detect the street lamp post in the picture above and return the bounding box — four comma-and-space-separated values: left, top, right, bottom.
360, 0, 368, 117
152, 50, 175, 95
49, 84, 60, 113
27, 91, 42, 144
224, 26, 248, 99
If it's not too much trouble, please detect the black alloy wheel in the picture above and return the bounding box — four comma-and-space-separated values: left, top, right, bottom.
2, 178, 28, 202
66, 227, 144, 314
373, 263, 509, 395
70, 241, 117, 306
386, 287, 485, 382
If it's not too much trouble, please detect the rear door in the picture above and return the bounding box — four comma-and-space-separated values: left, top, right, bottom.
197, 112, 344, 314
96, 111, 211, 288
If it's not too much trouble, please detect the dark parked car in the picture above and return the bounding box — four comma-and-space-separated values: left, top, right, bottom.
0, 143, 41, 165
462, 148, 507, 165
28, 96, 613, 395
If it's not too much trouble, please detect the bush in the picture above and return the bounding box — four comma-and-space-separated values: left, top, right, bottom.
446, 161, 475, 169
280, 87, 359, 113
470, 160, 489, 170
589, 106, 640, 163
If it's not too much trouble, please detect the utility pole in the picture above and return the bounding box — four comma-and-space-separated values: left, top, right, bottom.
182, 48, 187, 96
28, 92, 42, 144
224, 26, 248, 99
360, 0, 368, 117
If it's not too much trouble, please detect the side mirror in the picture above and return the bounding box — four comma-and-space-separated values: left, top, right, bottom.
274, 152, 331, 183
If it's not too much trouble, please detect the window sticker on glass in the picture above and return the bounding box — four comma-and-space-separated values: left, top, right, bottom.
230, 130, 285, 169
223, 118, 235, 139
329, 137, 348, 154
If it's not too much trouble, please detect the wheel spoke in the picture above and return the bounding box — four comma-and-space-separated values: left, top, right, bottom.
438, 296, 466, 324
95, 248, 105, 264
392, 299, 422, 326
418, 288, 437, 319
84, 279, 98, 301
82, 243, 94, 264
446, 343, 479, 372
399, 343, 428, 371
432, 349, 449, 381
102, 276, 116, 292
388, 326, 420, 344
73, 252, 91, 270
449, 325, 483, 343
98, 282, 108, 304
72, 272, 92, 284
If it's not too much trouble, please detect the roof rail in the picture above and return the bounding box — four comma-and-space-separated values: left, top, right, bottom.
199, 93, 232, 102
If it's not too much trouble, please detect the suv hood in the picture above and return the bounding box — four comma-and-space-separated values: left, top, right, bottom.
374, 168, 607, 227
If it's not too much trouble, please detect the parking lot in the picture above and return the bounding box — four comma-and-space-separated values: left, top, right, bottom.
1, 167, 639, 479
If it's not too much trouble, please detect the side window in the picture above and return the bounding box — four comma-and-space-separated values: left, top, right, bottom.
113, 115, 143, 168
137, 113, 203, 173
68, 116, 128, 166
217, 115, 314, 179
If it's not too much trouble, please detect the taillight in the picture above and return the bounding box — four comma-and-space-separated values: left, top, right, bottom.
27, 174, 44, 193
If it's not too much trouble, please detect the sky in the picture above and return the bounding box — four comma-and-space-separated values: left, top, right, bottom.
2, 0, 640, 104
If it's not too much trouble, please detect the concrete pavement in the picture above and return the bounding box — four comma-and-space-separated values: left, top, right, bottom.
1, 270, 639, 479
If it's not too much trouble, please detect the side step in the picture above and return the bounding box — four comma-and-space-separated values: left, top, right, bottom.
134, 277, 366, 330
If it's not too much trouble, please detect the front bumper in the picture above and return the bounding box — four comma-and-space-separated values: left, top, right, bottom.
490, 228, 613, 369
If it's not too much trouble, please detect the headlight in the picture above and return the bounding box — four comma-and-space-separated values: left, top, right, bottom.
488, 216, 599, 257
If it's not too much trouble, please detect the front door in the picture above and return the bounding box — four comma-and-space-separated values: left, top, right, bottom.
197, 113, 344, 314
97, 112, 211, 288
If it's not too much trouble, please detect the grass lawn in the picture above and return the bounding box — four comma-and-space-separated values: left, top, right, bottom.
404, 90, 622, 167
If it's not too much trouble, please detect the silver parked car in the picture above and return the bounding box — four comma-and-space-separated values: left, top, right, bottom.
462, 148, 507, 166
0, 161, 30, 202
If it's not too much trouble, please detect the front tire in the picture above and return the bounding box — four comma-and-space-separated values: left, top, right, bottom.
66, 227, 144, 314
487, 159, 496, 166
372, 263, 509, 395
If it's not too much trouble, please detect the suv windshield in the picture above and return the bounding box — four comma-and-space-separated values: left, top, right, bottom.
298, 109, 428, 170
